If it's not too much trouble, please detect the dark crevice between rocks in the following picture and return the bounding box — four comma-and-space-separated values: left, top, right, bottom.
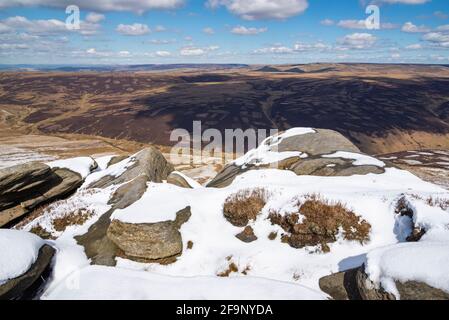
75, 209, 118, 267
394, 196, 426, 242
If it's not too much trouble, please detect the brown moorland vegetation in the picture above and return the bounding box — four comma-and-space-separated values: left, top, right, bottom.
223, 188, 270, 227
269, 194, 371, 252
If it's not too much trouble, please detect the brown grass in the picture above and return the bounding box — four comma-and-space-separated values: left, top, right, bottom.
268, 231, 278, 240
13, 204, 51, 229
217, 262, 239, 277
426, 196, 449, 211
241, 265, 251, 275
29, 224, 54, 240
269, 194, 371, 252
52, 208, 93, 232
223, 188, 269, 227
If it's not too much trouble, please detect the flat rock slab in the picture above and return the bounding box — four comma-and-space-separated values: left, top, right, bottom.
107, 220, 183, 262
107, 206, 192, 263
277, 128, 360, 155
207, 128, 382, 188
0, 163, 83, 227
88, 147, 174, 189
291, 157, 384, 177
0, 162, 52, 209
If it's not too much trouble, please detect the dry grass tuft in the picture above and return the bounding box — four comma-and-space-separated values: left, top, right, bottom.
241, 265, 251, 275
269, 194, 371, 252
223, 188, 270, 227
29, 224, 54, 240
268, 231, 278, 240
52, 208, 93, 232
426, 196, 449, 211
395, 196, 414, 218
13, 204, 51, 229
217, 262, 239, 277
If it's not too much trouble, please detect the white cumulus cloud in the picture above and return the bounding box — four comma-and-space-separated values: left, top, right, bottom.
207, 0, 308, 20
116, 23, 150, 36
231, 26, 267, 35
0, 0, 185, 14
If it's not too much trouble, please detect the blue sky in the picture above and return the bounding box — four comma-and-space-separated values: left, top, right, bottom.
0, 0, 448, 64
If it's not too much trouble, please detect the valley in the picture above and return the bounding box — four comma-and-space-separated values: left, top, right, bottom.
1, 63, 449, 156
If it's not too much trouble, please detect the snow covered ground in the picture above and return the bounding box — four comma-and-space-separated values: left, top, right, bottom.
322, 151, 386, 167
0, 146, 56, 169
233, 128, 313, 168
21, 168, 448, 299
43, 266, 326, 300
9, 129, 449, 300
47, 157, 97, 178
108, 168, 448, 292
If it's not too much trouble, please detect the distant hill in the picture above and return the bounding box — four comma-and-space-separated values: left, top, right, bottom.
2, 63, 449, 155
0, 64, 248, 72
256, 66, 281, 72
285, 67, 305, 73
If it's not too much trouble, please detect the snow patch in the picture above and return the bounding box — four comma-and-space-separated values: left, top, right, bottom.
365, 242, 449, 299
233, 128, 314, 168
323, 151, 386, 167
94, 155, 115, 171
47, 157, 96, 178
0, 230, 46, 284
111, 183, 192, 224
0, 146, 56, 169
82, 156, 136, 188
42, 265, 326, 300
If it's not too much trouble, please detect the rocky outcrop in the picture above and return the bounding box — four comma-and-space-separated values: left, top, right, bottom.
108, 175, 148, 210
107, 207, 192, 263
77, 149, 175, 266
319, 268, 362, 300
207, 129, 385, 188
75, 176, 148, 266
88, 147, 174, 189
0, 163, 83, 227
107, 155, 128, 168
290, 158, 384, 177
206, 165, 241, 188
75, 209, 117, 267
167, 172, 197, 189
320, 266, 449, 300
0, 244, 55, 300
275, 129, 360, 156
236, 226, 258, 243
